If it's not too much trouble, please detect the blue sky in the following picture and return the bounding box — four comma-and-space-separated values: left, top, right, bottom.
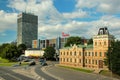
0, 0, 120, 44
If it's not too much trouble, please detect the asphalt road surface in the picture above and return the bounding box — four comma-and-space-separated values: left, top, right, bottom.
35, 65, 57, 80
0, 67, 34, 80
44, 62, 118, 80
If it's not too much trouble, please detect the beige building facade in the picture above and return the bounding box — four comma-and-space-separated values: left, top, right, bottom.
59, 27, 114, 70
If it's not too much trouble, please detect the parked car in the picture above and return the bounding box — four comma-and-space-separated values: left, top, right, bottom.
29, 60, 36, 66
41, 62, 48, 66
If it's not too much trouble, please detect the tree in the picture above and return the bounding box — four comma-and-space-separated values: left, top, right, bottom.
87, 38, 93, 44
0, 43, 10, 58
43, 46, 55, 60
1, 44, 18, 61
64, 36, 82, 47
106, 40, 120, 75
17, 44, 27, 56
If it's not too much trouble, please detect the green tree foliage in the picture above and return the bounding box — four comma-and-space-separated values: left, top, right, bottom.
43, 47, 55, 60
106, 40, 120, 75
1, 44, 18, 60
87, 38, 93, 45
17, 44, 27, 56
64, 36, 82, 47
0, 43, 10, 57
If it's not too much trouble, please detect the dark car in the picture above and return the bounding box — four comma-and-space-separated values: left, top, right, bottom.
29, 61, 36, 66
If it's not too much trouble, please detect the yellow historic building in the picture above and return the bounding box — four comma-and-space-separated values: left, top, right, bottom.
59, 27, 114, 70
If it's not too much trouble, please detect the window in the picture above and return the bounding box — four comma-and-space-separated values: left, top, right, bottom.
70, 58, 72, 62
60, 58, 62, 62
86, 59, 87, 63
64, 52, 65, 55
95, 42, 97, 46
75, 59, 76, 63
74, 51, 76, 56
89, 52, 91, 56
89, 59, 91, 64
95, 52, 97, 56
104, 52, 106, 57
96, 60, 97, 65
79, 59, 81, 63
92, 60, 94, 64
92, 52, 94, 56
70, 52, 72, 55
79, 52, 81, 56
67, 52, 68, 55
63, 58, 65, 62
104, 41, 106, 45
67, 58, 69, 62
85, 52, 87, 56
100, 52, 102, 57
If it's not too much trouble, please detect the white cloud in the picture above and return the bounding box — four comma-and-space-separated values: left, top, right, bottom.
0, 10, 17, 32
8, 0, 63, 24
37, 15, 120, 39
76, 0, 98, 8
7, 0, 27, 12
76, 0, 120, 14
97, 0, 120, 14
63, 9, 88, 19
0, 33, 7, 36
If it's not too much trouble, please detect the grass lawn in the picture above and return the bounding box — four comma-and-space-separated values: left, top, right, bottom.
0, 62, 17, 66
59, 65, 93, 73
0, 57, 29, 66
0, 62, 29, 66
0, 57, 9, 63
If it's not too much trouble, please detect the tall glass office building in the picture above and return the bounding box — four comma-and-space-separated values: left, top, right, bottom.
17, 12, 38, 48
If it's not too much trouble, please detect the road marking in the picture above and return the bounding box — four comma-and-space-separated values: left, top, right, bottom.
7, 73, 22, 80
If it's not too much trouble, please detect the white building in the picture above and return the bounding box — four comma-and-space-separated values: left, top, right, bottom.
25, 50, 44, 57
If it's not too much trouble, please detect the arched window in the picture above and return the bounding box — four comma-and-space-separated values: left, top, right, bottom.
104, 41, 106, 45
100, 52, 102, 57
67, 52, 69, 55
95, 42, 97, 46
79, 52, 81, 56
70, 52, 72, 55
74, 51, 76, 56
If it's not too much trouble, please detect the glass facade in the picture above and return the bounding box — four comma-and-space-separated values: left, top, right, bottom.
17, 13, 38, 48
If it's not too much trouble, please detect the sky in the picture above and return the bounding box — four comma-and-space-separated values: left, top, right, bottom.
0, 0, 120, 44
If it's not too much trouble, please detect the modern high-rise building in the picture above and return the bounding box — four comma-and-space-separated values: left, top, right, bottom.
17, 12, 38, 48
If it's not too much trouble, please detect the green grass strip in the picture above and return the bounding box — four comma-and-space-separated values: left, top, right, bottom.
0, 62, 17, 66
0, 62, 29, 66
59, 65, 93, 73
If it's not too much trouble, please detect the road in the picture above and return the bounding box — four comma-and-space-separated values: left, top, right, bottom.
35, 65, 57, 80
0, 67, 34, 80
0, 61, 118, 80
43, 62, 118, 80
